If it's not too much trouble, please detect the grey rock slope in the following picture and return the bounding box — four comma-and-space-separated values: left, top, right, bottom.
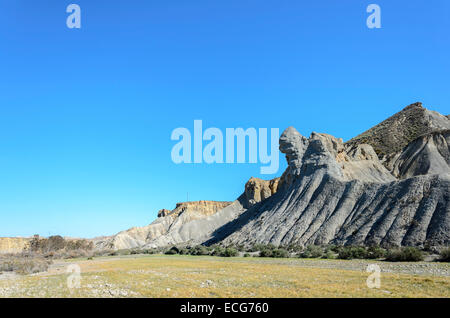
94, 201, 239, 250
391, 130, 450, 179
207, 125, 450, 248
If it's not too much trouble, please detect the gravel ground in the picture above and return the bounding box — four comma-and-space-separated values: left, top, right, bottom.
195, 256, 450, 277
0, 255, 449, 298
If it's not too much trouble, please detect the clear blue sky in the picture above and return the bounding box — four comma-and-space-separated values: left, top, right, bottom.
0, 1, 449, 238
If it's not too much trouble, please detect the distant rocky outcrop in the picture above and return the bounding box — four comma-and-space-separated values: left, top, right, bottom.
244, 177, 280, 206
157, 209, 171, 218
346, 102, 450, 168
390, 130, 450, 179
0, 237, 30, 254
94, 201, 234, 250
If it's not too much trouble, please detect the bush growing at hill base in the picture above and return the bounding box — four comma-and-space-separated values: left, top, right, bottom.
108, 243, 429, 262
165, 246, 180, 255
189, 245, 211, 256
299, 245, 324, 258
211, 246, 225, 256
386, 247, 424, 262
438, 248, 450, 262
248, 244, 276, 253
221, 247, 238, 257
271, 248, 289, 258
337, 246, 368, 260
259, 248, 289, 258
367, 246, 387, 259
259, 248, 273, 257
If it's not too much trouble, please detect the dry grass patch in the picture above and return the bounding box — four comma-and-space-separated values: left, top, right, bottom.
0, 255, 448, 298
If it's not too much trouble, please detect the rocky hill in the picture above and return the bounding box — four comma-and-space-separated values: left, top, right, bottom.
93, 181, 284, 250
390, 130, 450, 179
95, 102, 450, 250
346, 102, 450, 169
209, 127, 449, 248
94, 201, 235, 250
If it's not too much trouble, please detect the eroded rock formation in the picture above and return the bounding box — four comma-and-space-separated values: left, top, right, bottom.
95, 102, 450, 250
215, 126, 449, 248
346, 102, 450, 168
245, 177, 280, 206
94, 201, 234, 250
391, 130, 450, 179
0, 237, 30, 254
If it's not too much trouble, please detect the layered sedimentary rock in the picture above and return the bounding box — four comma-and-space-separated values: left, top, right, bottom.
244, 177, 280, 206
346, 102, 450, 169
94, 201, 235, 250
96, 102, 450, 250
157, 209, 171, 218
0, 237, 30, 254
213, 125, 449, 248
142, 200, 245, 248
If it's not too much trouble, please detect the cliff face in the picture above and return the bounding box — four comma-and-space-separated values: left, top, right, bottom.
94, 201, 234, 250
96, 102, 450, 250
211, 127, 449, 248
244, 177, 280, 206
166, 201, 233, 218
0, 237, 30, 254
390, 130, 450, 179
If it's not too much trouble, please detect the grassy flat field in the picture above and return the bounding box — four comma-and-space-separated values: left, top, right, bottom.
0, 255, 449, 298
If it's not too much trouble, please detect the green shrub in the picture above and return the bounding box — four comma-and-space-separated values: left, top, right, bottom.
337, 246, 368, 260
243, 253, 251, 257
222, 248, 238, 257
211, 246, 238, 257
211, 246, 225, 256
328, 244, 340, 253
300, 245, 324, 258
165, 246, 179, 255
250, 243, 276, 253
386, 247, 424, 262
352, 247, 368, 259
248, 244, 262, 252
367, 246, 387, 259
93, 249, 111, 257
116, 249, 131, 256
258, 248, 289, 258
271, 248, 289, 258
284, 244, 303, 254
130, 249, 153, 255
322, 250, 336, 259
438, 248, 450, 262
259, 248, 273, 257
179, 248, 190, 255
190, 245, 211, 256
